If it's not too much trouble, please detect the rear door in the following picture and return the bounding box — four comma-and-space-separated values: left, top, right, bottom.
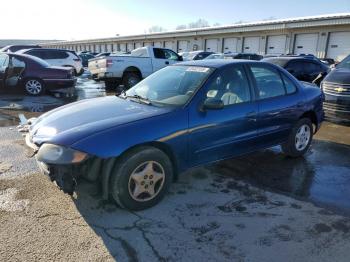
0, 54, 9, 89
247, 64, 301, 147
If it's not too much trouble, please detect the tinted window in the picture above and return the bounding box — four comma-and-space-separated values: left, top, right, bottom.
153, 48, 166, 59
206, 66, 251, 106
164, 49, 179, 61
250, 66, 286, 99
282, 74, 297, 94
0, 54, 9, 67
27, 50, 46, 59
45, 50, 69, 59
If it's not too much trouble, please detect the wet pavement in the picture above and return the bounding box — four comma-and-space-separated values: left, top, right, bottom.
0, 73, 350, 216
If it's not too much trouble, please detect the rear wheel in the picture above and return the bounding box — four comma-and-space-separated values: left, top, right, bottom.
122, 72, 141, 90
24, 79, 44, 96
110, 147, 173, 210
282, 118, 313, 157
105, 81, 120, 91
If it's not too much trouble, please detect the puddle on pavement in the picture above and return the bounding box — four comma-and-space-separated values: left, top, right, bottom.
213, 140, 350, 215
0, 75, 114, 127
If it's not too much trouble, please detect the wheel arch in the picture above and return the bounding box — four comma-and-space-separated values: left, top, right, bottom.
122, 66, 142, 79
100, 141, 179, 200
299, 110, 318, 133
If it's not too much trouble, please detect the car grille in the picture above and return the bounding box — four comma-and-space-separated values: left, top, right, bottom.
322, 82, 350, 96
323, 102, 350, 113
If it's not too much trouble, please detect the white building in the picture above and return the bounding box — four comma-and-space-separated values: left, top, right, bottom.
42, 13, 350, 62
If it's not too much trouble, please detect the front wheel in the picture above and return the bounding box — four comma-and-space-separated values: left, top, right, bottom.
24, 79, 45, 96
282, 118, 313, 157
110, 147, 173, 210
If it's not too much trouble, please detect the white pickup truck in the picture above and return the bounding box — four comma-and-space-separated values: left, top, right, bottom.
88, 46, 183, 90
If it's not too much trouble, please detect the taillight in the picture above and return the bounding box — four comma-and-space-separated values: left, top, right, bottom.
106, 59, 113, 68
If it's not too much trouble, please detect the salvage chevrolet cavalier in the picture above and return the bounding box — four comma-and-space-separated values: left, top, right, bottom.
24, 60, 324, 210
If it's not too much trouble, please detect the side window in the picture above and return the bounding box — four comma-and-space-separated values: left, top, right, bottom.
305, 62, 321, 73
0, 54, 9, 67
250, 66, 286, 99
28, 50, 45, 59
206, 66, 251, 106
281, 74, 297, 94
153, 48, 166, 59
164, 49, 180, 61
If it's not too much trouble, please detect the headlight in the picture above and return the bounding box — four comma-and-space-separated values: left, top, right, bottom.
36, 144, 88, 164
36, 127, 57, 137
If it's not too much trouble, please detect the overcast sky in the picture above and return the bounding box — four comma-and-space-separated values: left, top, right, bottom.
1, 0, 350, 40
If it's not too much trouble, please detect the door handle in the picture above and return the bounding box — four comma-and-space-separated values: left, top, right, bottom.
165, 61, 169, 65
246, 111, 257, 122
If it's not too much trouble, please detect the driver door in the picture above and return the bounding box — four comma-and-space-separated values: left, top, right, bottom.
188, 65, 258, 166
0, 54, 9, 89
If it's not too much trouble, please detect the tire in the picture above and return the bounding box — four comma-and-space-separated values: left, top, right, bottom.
24, 78, 45, 96
122, 72, 141, 90
110, 147, 173, 211
281, 118, 313, 157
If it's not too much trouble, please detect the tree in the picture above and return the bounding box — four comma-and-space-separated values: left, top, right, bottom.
188, 19, 210, 29
176, 24, 187, 30
148, 25, 167, 33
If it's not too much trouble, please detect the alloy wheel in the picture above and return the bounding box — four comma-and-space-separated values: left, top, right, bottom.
25, 80, 42, 95
128, 161, 165, 202
295, 124, 311, 151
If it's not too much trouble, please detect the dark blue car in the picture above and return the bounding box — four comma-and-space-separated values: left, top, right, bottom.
25, 60, 324, 210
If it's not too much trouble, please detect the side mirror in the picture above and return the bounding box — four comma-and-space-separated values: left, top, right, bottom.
178, 56, 183, 61
201, 98, 224, 111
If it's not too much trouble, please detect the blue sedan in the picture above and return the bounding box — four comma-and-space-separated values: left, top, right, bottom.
25, 60, 324, 210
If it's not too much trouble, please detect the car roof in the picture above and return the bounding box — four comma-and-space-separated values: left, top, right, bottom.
177, 59, 264, 68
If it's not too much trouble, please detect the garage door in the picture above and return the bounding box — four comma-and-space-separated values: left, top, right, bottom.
154, 42, 163, 48
106, 44, 113, 52
120, 43, 127, 52
243, 37, 260, 53
164, 41, 174, 51
266, 35, 287, 55
223, 38, 238, 53
144, 42, 153, 47
127, 43, 134, 52
178, 40, 189, 53
294, 33, 318, 55
135, 42, 142, 49
327, 32, 350, 62
206, 39, 219, 52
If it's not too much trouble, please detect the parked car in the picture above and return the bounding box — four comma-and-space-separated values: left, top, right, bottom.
89, 46, 183, 90
263, 57, 329, 84
95, 52, 111, 58
17, 48, 84, 76
181, 51, 214, 61
0, 45, 41, 53
321, 54, 350, 123
24, 60, 324, 210
0, 53, 76, 96
79, 53, 95, 67
205, 52, 263, 61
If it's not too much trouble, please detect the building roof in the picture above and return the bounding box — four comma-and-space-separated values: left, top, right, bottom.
0, 39, 59, 48
43, 13, 350, 46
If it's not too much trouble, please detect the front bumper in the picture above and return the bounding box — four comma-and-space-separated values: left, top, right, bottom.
25, 134, 83, 195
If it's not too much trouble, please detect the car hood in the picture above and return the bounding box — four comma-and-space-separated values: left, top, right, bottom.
324, 68, 350, 84
29, 96, 172, 146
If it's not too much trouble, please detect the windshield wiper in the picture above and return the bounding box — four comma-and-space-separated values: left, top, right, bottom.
123, 94, 152, 105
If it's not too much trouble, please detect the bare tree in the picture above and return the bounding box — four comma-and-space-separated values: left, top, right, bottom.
148, 25, 167, 33
188, 19, 210, 29
176, 24, 187, 30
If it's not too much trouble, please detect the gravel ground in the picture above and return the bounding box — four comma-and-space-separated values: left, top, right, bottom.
1, 126, 350, 261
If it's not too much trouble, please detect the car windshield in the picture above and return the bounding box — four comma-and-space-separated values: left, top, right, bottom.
205, 54, 224, 60
337, 55, 350, 69
124, 65, 214, 107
